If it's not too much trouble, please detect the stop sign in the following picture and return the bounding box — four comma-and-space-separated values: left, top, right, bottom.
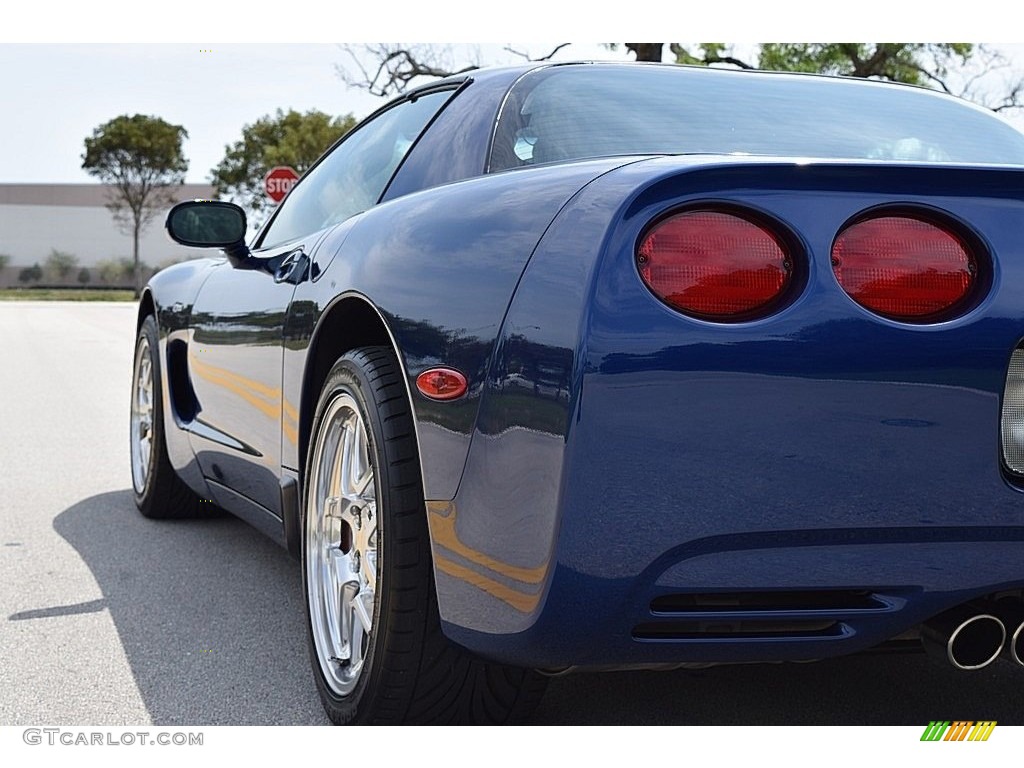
264, 166, 299, 203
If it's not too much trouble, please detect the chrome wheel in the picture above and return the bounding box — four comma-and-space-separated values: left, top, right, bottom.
306, 392, 379, 697
130, 336, 154, 494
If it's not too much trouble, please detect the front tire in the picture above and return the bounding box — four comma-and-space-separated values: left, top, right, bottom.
303, 346, 546, 724
130, 315, 210, 519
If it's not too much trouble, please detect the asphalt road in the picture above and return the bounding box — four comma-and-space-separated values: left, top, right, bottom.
2, 301, 1023, 726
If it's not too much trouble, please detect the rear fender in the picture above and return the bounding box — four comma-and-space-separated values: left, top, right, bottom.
285, 157, 645, 502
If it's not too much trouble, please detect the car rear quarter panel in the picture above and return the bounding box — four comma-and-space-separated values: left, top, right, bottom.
283, 157, 643, 500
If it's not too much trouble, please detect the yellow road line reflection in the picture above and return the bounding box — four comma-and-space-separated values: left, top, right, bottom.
190, 353, 299, 444
427, 501, 549, 613
427, 501, 548, 585
434, 555, 541, 613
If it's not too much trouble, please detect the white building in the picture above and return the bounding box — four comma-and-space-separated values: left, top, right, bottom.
0, 183, 217, 285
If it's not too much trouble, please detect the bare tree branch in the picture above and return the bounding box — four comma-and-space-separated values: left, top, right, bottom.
338, 43, 479, 97
503, 43, 570, 62
990, 79, 1024, 112
669, 43, 753, 69
703, 54, 754, 70
908, 61, 954, 94
945, 44, 1024, 112
339, 43, 572, 98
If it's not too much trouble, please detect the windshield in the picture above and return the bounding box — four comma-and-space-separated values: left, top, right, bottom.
489, 65, 1024, 171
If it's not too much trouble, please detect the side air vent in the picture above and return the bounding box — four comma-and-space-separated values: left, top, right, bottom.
635, 590, 896, 641
650, 590, 883, 613
633, 620, 841, 640
166, 338, 198, 422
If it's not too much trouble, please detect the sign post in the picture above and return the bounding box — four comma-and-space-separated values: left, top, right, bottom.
264, 166, 299, 204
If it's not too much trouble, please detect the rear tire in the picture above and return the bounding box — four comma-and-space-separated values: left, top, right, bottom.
130, 315, 211, 519
303, 346, 547, 724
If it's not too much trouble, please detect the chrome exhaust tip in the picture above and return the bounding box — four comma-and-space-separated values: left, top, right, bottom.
922, 606, 1006, 670
991, 599, 1024, 667
1006, 621, 1024, 667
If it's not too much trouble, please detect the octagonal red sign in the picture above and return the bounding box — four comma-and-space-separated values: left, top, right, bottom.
264, 166, 299, 203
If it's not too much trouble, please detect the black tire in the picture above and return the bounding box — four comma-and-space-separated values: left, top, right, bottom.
130, 315, 210, 519
303, 346, 547, 724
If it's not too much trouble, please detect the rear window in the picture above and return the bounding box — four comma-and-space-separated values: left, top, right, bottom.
489, 64, 1024, 171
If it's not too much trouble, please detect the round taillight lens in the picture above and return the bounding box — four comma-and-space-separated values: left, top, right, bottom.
831, 216, 976, 322
636, 210, 792, 320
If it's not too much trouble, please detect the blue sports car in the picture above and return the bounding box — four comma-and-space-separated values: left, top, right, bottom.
132, 61, 1024, 724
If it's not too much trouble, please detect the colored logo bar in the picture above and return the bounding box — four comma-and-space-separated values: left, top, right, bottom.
920, 721, 996, 741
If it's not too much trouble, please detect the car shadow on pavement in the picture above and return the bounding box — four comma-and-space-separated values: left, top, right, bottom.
51, 490, 1024, 726
52, 490, 329, 725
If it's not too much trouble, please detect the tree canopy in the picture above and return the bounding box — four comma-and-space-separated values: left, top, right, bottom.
81, 113, 188, 295
210, 109, 357, 220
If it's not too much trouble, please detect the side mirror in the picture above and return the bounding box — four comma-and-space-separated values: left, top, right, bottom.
166, 200, 249, 261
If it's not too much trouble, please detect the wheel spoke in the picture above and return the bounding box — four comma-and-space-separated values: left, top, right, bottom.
131, 336, 156, 494
324, 495, 342, 524
353, 590, 373, 634
139, 359, 152, 411
339, 414, 357, 492
340, 580, 360, 660
325, 549, 347, 660
352, 468, 374, 499
349, 417, 373, 496
363, 557, 377, 593
326, 420, 345, 499
350, 589, 371, 665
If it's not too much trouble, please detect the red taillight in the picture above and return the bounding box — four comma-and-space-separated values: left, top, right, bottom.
636, 210, 792, 320
416, 367, 468, 401
831, 216, 976, 322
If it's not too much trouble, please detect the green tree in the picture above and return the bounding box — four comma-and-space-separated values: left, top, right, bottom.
635, 43, 1022, 111
18, 263, 42, 285
96, 259, 122, 285
755, 43, 971, 83
77, 267, 91, 285
82, 114, 188, 297
44, 249, 78, 281
665, 43, 973, 88
210, 109, 356, 222
0, 254, 10, 272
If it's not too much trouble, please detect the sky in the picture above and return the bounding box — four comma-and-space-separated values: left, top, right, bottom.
0, 43, 623, 184
4, 4, 1024, 184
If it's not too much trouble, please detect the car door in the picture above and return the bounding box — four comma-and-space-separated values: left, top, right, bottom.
188, 236, 318, 517
188, 87, 456, 518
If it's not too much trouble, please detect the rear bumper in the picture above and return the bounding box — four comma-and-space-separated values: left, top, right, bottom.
443, 543, 1024, 669
439, 367, 1024, 667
